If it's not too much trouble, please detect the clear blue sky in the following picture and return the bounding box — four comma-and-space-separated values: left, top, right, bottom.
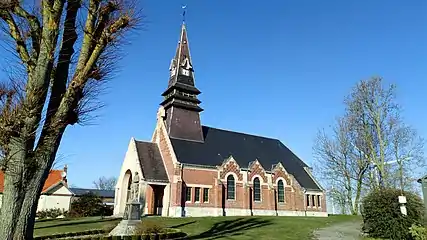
1, 0, 426, 188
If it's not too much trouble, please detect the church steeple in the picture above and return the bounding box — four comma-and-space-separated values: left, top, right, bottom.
160, 22, 204, 142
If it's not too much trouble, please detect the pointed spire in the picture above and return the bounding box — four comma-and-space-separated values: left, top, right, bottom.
159, 9, 204, 142
161, 19, 202, 112
168, 23, 195, 87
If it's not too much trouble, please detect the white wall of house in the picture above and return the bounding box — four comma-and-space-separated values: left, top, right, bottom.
0, 188, 72, 212
113, 138, 144, 216
37, 185, 73, 212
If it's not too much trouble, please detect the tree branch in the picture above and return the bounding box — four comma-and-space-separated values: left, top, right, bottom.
19, 0, 65, 154
10, 5, 42, 60
73, 15, 130, 88
0, 10, 34, 72
44, 0, 81, 126
36, 9, 131, 153
75, 0, 100, 72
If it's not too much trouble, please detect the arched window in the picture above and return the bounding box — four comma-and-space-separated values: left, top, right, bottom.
227, 175, 235, 200
277, 180, 285, 203
253, 177, 261, 202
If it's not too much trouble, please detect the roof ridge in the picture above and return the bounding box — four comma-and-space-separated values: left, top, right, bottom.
134, 140, 157, 144
202, 125, 281, 141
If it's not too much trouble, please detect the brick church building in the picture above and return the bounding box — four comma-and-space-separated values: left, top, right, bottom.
113, 21, 327, 217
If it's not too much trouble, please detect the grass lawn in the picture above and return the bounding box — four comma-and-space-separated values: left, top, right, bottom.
34, 217, 121, 237
34, 215, 361, 239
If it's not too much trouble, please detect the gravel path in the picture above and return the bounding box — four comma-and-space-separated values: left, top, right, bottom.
313, 220, 363, 240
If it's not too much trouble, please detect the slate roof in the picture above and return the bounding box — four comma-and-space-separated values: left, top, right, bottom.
135, 141, 169, 183
70, 188, 115, 198
170, 126, 322, 191
0, 170, 64, 193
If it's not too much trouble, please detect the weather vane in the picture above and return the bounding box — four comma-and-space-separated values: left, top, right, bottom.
182, 5, 187, 23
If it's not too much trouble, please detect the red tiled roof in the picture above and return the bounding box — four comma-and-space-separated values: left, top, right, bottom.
0, 170, 64, 193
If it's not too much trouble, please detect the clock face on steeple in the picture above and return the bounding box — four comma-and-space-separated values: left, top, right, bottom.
181, 68, 190, 77
178, 55, 194, 85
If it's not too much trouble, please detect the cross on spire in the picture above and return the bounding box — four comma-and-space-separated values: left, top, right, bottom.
182, 5, 187, 23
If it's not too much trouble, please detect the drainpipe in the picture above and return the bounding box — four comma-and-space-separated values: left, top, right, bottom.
303, 188, 307, 217
180, 163, 185, 217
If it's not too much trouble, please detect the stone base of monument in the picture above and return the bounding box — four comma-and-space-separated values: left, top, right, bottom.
109, 220, 141, 236
109, 201, 142, 236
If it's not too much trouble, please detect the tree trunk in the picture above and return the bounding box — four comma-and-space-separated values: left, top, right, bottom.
347, 193, 356, 215
0, 131, 63, 240
14, 167, 49, 240
0, 139, 28, 239
0, 174, 26, 240
353, 179, 363, 215
399, 163, 404, 192
0, 162, 53, 240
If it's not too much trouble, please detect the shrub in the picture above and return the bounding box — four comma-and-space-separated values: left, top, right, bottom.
362, 187, 424, 239
135, 220, 166, 235
410, 224, 427, 240
36, 208, 67, 219
68, 193, 112, 217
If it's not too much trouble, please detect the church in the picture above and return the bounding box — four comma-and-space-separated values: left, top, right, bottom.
113, 21, 327, 218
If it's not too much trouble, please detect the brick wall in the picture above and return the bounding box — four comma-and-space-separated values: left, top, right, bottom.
175, 157, 327, 214
157, 126, 175, 180
182, 167, 217, 209
155, 120, 326, 215
157, 123, 180, 208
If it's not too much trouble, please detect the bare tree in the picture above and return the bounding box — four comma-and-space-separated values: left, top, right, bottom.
314, 116, 370, 215
315, 77, 425, 214
345, 77, 399, 188
0, 1, 139, 239
388, 121, 425, 192
93, 176, 116, 190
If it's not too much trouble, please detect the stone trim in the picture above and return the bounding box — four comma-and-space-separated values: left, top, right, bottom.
275, 177, 287, 186
182, 163, 218, 170
186, 184, 213, 188
305, 191, 323, 195
146, 181, 168, 185
224, 172, 239, 182
166, 206, 328, 217
220, 156, 239, 169
250, 174, 268, 186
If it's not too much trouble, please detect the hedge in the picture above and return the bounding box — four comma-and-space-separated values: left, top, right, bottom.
34, 228, 186, 240
361, 188, 424, 239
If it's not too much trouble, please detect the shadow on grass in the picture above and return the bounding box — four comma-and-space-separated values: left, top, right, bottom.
186, 218, 272, 240
34, 217, 118, 229
170, 221, 197, 229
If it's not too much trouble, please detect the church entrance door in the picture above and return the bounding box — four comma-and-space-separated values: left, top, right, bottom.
149, 185, 165, 215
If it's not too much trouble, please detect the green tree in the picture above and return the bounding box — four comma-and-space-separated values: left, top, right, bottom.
0, 1, 139, 239
69, 192, 107, 217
